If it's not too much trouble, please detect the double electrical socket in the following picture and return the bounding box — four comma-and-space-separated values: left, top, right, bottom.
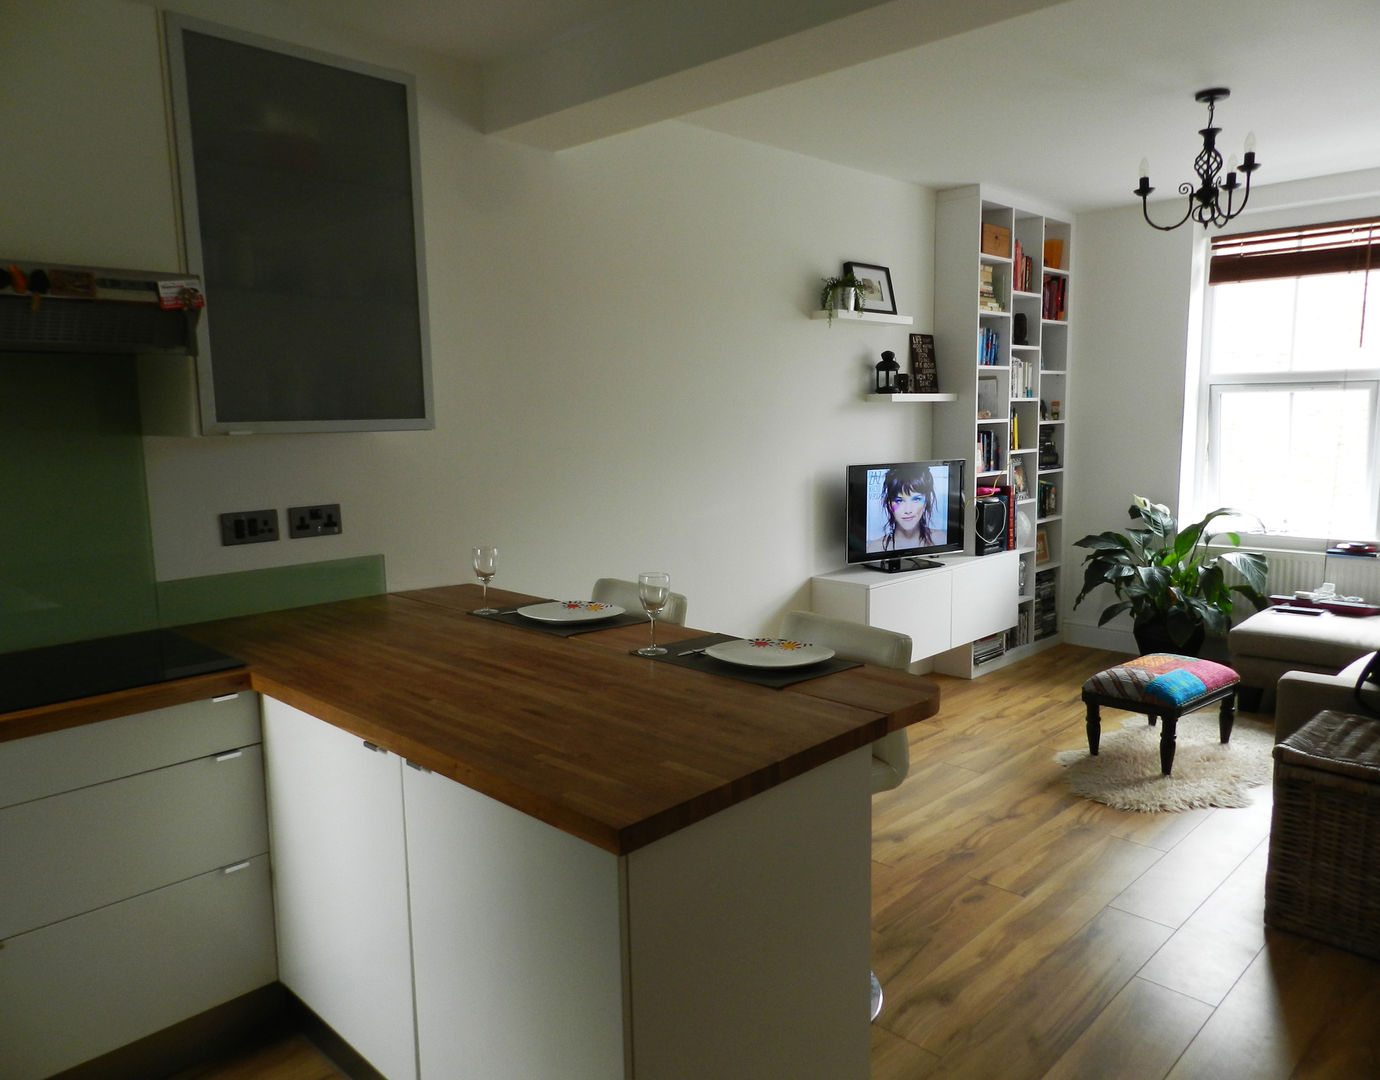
219, 504, 342, 546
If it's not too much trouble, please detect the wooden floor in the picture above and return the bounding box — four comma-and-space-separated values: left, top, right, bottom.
177, 644, 1380, 1080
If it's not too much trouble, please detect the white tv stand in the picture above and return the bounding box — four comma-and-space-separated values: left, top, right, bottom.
810, 552, 1018, 670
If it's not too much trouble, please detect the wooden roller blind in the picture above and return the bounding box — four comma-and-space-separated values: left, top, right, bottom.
1210, 216, 1380, 284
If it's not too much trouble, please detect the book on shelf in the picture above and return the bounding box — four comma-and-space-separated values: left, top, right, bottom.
1044, 238, 1064, 270
1009, 357, 1034, 398
1041, 273, 1067, 320
978, 264, 1003, 311
1012, 239, 1035, 293
1037, 479, 1058, 517
1012, 460, 1028, 498
979, 326, 1001, 365
973, 632, 1006, 664
1010, 410, 1019, 451
976, 430, 1002, 472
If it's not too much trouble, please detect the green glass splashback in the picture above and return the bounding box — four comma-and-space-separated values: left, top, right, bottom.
0, 354, 387, 656
0, 354, 160, 652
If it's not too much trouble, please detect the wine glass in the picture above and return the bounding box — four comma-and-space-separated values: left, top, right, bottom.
472, 546, 498, 614
636, 571, 670, 656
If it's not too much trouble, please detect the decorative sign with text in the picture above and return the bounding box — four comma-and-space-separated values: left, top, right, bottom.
909, 333, 938, 393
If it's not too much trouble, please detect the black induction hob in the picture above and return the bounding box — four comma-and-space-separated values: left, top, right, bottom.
0, 629, 245, 715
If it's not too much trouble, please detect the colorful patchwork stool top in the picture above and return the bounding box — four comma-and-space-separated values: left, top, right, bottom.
1081, 653, 1241, 776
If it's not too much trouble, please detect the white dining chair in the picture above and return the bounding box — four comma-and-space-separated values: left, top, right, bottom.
778, 610, 911, 790
591, 577, 689, 625
777, 609, 913, 1023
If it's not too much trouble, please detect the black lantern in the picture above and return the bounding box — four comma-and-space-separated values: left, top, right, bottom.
875, 350, 900, 394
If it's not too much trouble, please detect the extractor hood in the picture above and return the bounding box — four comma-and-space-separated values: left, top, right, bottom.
0, 259, 203, 355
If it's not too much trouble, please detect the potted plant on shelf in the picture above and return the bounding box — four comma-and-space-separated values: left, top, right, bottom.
1073, 495, 1270, 656
820, 272, 866, 324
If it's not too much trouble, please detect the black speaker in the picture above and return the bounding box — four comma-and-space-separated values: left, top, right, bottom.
974, 497, 1008, 556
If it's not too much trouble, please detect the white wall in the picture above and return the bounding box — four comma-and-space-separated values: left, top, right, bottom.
5, 0, 936, 639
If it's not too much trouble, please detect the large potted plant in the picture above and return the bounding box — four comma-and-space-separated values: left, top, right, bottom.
1073, 495, 1270, 655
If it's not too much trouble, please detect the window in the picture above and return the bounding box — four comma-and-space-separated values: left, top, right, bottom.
1197, 217, 1380, 541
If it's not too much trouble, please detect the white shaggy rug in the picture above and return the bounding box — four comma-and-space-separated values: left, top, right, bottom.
1054, 713, 1275, 813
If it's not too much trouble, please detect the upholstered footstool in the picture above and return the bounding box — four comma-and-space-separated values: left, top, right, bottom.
1081, 653, 1241, 776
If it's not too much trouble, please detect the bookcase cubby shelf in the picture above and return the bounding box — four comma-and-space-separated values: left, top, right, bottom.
931, 185, 1072, 677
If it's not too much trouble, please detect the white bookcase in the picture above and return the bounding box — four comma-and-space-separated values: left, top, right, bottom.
932, 185, 1072, 675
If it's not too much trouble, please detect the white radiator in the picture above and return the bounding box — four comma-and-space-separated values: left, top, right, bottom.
1211, 545, 1380, 602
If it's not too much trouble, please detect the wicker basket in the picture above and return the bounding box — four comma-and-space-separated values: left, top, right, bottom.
1264, 710, 1380, 960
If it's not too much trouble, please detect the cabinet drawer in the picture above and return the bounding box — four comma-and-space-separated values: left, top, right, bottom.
0, 691, 260, 808
0, 854, 277, 1080
0, 744, 267, 939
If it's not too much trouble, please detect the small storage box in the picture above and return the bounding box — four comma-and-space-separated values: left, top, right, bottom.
980, 224, 1011, 258
1265, 709, 1380, 959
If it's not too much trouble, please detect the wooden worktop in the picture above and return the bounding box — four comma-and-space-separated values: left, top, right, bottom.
7, 585, 940, 854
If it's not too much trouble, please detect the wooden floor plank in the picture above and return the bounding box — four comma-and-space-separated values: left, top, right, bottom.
1108, 778, 1273, 928
919, 908, 1173, 1080
1166, 930, 1380, 1080
169, 1035, 347, 1080
1040, 976, 1213, 1080
1135, 837, 1270, 1006
882, 832, 1164, 1053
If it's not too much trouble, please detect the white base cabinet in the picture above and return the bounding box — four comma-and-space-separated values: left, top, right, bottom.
811, 552, 1018, 665
262, 697, 418, 1080
264, 697, 873, 1080
0, 692, 274, 1080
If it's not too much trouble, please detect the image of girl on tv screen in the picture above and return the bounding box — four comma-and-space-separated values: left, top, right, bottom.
867, 464, 948, 552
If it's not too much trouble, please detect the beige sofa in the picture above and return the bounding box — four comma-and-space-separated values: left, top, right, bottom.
1275, 652, 1380, 742
1228, 607, 1380, 712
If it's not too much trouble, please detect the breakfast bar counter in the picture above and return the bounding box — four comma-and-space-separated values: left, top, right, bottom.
177, 583, 940, 854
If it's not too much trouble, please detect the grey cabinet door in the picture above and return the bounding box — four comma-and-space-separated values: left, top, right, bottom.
164, 15, 432, 434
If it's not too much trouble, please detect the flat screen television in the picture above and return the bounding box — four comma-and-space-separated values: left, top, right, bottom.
846, 459, 966, 572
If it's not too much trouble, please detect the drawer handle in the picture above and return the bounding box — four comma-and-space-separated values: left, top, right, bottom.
222, 861, 252, 875
215, 750, 244, 762
405, 759, 430, 773
362, 741, 386, 753
212, 693, 241, 703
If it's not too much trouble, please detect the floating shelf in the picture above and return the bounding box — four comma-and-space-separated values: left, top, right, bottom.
865, 392, 958, 403
811, 309, 914, 325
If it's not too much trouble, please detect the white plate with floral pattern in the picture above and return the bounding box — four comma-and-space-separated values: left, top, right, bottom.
516, 601, 625, 623
703, 638, 835, 668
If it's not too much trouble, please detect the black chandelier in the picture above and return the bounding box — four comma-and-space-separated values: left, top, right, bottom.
1135, 87, 1260, 231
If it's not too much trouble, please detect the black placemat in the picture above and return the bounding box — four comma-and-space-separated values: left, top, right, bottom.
644, 634, 862, 689
469, 603, 649, 636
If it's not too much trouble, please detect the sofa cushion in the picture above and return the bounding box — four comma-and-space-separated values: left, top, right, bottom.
1229, 608, 1380, 669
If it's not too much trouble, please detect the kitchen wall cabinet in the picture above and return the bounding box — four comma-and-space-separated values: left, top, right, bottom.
0, 692, 273, 1080
147, 15, 433, 436
261, 697, 418, 1080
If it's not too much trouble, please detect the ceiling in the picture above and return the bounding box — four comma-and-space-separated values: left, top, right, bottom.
280, 0, 1380, 215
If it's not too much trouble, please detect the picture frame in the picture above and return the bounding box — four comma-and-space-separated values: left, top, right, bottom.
1012, 461, 1028, 498
844, 261, 896, 315
1035, 529, 1050, 563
